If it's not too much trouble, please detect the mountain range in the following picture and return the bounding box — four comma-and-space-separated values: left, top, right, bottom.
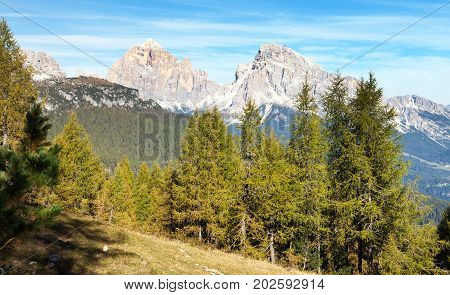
23, 41, 450, 202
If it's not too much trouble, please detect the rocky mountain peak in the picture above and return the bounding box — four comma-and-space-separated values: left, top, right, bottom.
106, 39, 220, 112
387, 94, 449, 141
209, 43, 357, 117
23, 49, 66, 81
142, 38, 163, 50
256, 43, 317, 70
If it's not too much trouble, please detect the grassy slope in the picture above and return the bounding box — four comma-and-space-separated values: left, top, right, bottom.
0, 214, 305, 275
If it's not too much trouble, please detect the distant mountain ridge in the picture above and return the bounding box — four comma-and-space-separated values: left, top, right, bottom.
24, 46, 450, 201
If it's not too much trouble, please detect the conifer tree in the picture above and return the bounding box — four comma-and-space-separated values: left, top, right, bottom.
251, 131, 297, 263
178, 109, 242, 245
231, 99, 262, 253
288, 79, 329, 272
21, 103, 52, 152
109, 157, 136, 227
1, 104, 59, 241
436, 206, 450, 270
0, 147, 30, 241
21, 103, 59, 190
54, 113, 104, 214
95, 178, 113, 223
153, 163, 180, 234
323, 74, 373, 273
146, 162, 165, 232
133, 162, 152, 228
0, 19, 37, 147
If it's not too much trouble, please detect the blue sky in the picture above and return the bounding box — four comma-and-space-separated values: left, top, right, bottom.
2, 0, 450, 104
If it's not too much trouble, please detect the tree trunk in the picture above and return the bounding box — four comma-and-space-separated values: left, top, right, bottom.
108, 209, 113, 225
269, 231, 275, 264
240, 216, 247, 245
317, 234, 321, 274
198, 226, 202, 241
2, 127, 7, 146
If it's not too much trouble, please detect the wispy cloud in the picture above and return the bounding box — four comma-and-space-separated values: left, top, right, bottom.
5, 0, 449, 103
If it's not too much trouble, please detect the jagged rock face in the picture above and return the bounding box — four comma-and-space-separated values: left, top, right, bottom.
106, 39, 220, 112
35, 76, 161, 114
387, 95, 450, 142
208, 44, 357, 116
107, 41, 357, 117
23, 49, 66, 80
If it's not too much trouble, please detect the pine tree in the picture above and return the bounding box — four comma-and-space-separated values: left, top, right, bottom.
133, 162, 152, 229
109, 157, 136, 227
0, 19, 37, 147
323, 74, 373, 273
54, 113, 104, 214
146, 162, 165, 232
153, 163, 180, 234
178, 109, 242, 245
436, 206, 450, 270
95, 178, 113, 223
240, 99, 261, 162
20, 103, 52, 152
251, 131, 297, 263
231, 99, 262, 254
288, 79, 329, 272
21, 103, 59, 186
1, 103, 60, 242
0, 147, 30, 241
323, 73, 439, 274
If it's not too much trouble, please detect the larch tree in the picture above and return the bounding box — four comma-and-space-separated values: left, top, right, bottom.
0, 19, 37, 148
323, 74, 372, 273
154, 163, 180, 234
109, 157, 136, 227
133, 162, 152, 229
288, 79, 329, 272
436, 206, 450, 270
251, 131, 297, 263
54, 112, 104, 214
232, 98, 262, 254
177, 109, 242, 245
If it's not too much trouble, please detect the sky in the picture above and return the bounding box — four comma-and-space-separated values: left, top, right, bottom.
1, 0, 450, 104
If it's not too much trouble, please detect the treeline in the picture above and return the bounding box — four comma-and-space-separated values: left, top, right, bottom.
49, 74, 450, 274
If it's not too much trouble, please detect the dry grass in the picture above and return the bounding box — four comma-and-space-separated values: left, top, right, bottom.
0, 214, 307, 275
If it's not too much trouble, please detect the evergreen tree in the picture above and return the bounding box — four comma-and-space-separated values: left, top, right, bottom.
288, 79, 329, 272
323, 74, 374, 273
231, 99, 262, 254
324, 73, 439, 274
21, 103, 52, 152
436, 206, 450, 270
54, 113, 104, 214
0, 147, 30, 241
0, 19, 37, 147
146, 162, 164, 232
95, 178, 113, 223
251, 132, 297, 263
133, 162, 152, 228
1, 103, 60, 242
240, 99, 261, 162
153, 163, 180, 234
21, 103, 59, 191
109, 157, 136, 227
178, 109, 242, 245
